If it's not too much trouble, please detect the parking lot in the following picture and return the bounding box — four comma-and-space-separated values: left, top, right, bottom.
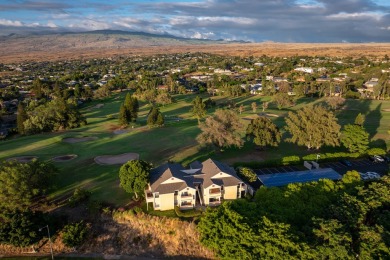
254, 158, 389, 177
321, 158, 389, 176
255, 165, 302, 175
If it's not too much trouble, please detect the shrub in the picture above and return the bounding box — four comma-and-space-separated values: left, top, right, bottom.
62, 221, 89, 248
174, 206, 202, 218
133, 206, 143, 214
68, 188, 91, 207
366, 148, 386, 156
238, 167, 257, 183
281, 156, 300, 165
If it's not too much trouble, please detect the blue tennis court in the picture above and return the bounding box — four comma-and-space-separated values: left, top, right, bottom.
257, 168, 342, 187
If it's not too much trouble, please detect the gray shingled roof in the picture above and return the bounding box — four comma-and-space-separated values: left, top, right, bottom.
149, 159, 244, 193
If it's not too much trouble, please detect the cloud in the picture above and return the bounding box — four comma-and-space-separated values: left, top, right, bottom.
0, 19, 24, 27
0, 0, 71, 11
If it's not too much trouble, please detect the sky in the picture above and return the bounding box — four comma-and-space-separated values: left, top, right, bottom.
0, 0, 389, 42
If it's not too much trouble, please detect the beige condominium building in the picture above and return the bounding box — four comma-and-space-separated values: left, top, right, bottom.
145, 158, 250, 211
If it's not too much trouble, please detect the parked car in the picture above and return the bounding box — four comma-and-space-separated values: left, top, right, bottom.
366, 172, 381, 179
369, 155, 384, 163
340, 159, 352, 167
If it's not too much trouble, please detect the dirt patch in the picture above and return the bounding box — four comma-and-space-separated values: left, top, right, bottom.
94, 153, 140, 165
6, 156, 38, 163
52, 154, 78, 162
63, 136, 98, 143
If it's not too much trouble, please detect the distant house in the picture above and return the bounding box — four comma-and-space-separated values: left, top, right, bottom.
294, 67, 314, 74
145, 158, 250, 211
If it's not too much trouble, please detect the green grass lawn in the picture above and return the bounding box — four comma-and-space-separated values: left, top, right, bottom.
1, 92, 389, 207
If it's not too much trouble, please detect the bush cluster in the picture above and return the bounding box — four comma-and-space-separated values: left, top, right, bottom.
174, 206, 202, 218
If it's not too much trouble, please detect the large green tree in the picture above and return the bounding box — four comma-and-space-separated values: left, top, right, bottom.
147, 106, 164, 127
118, 103, 129, 126
197, 109, 243, 150
119, 160, 151, 199
190, 96, 206, 123
340, 124, 369, 153
0, 160, 57, 210
0, 209, 46, 247
246, 116, 281, 149
285, 105, 341, 150
124, 93, 139, 122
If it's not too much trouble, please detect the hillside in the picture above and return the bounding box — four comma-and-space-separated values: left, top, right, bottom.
0, 30, 390, 63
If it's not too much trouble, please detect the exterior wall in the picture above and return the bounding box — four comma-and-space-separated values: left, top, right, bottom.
224, 185, 238, 200
155, 193, 175, 211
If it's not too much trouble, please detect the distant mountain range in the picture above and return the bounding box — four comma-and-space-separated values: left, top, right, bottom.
0, 29, 250, 48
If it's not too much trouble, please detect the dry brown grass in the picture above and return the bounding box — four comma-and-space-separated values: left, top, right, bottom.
1, 211, 215, 259
1, 42, 390, 63
79, 211, 215, 258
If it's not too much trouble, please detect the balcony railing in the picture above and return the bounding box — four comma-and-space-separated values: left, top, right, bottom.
209, 188, 221, 195
181, 193, 193, 198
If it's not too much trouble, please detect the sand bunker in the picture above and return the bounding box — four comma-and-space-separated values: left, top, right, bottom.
382, 108, 390, 112
113, 129, 130, 135
52, 154, 78, 162
6, 156, 38, 163
94, 153, 140, 165
94, 103, 104, 109
63, 136, 98, 143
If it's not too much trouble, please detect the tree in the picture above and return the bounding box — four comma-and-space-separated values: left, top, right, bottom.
16, 103, 27, 134
147, 106, 164, 127
285, 105, 341, 150
0, 209, 46, 247
191, 96, 206, 123
197, 109, 243, 150
262, 101, 269, 112
62, 221, 90, 248
119, 160, 151, 199
118, 104, 129, 126
251, 102, 257, 113
325, 97, 345, 110
246, 117, 281, 149
239, 104, 245, 114
341, 124, 369, 153
354, 113, 365, 126
0, 160, 57, 211
156, 92, 172, 107
273, 93, 294, 110
124, 93, 139, 122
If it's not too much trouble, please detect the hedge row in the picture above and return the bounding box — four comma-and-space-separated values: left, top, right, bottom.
174, 206, 203, 218
233, 149, 387, 169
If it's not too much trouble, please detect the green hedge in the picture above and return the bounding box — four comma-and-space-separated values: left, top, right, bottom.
174, 206, 202, 218
234, 151, 369, 169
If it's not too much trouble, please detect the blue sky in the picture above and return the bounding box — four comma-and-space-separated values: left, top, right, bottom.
0, 0, 389, 42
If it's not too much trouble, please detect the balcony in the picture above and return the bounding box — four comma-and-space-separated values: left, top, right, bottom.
181, 193, 193, 198
145, 191, 153, 202
209, 188, 221, 195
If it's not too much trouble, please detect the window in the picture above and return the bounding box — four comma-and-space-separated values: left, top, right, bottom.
174, 190, 178, 195
154, 192, 159, 198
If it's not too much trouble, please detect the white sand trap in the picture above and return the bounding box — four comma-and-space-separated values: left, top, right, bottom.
382, 108, 390, 112
94, 103, 104, 109
63, 136, 98, 143
6, 156, 38, 163
258, 113, 279, 117
113, 129, 130, 135
94, 153, 140, 165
